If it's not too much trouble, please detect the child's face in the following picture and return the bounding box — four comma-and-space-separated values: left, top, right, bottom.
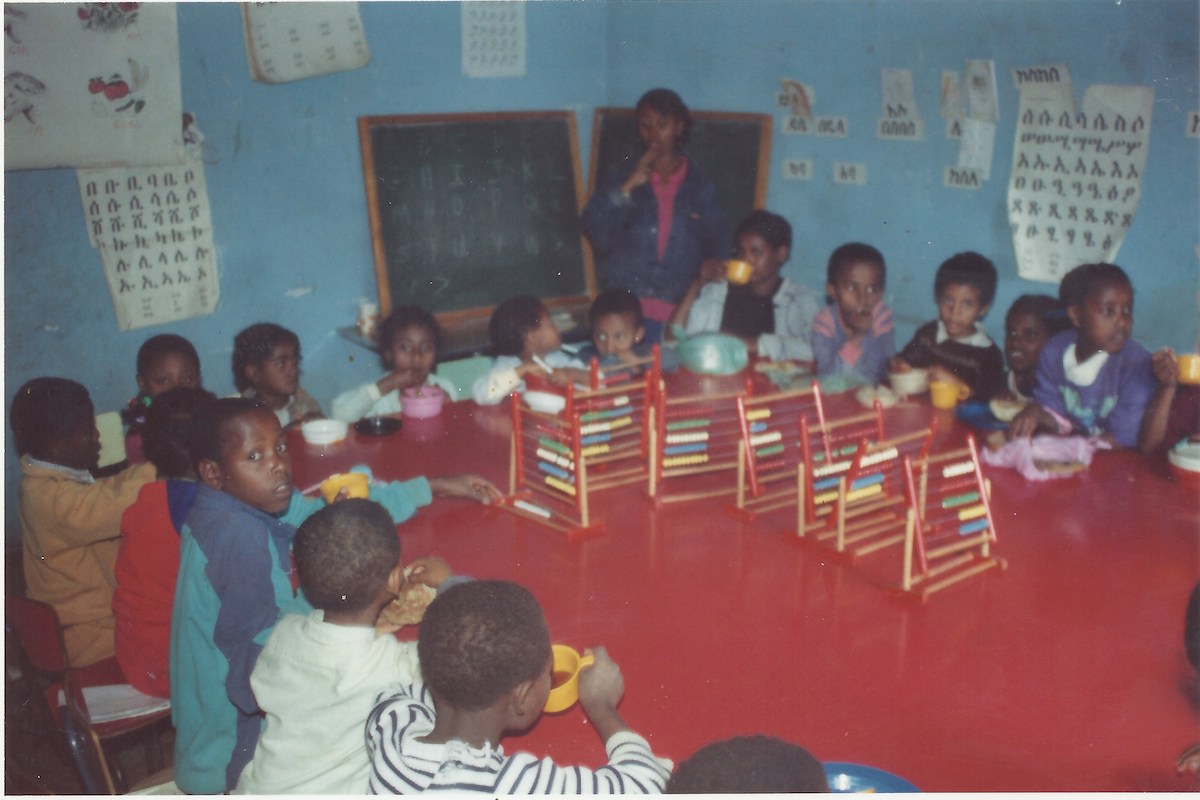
1004, 310, 1049, 376
938, 283, 989, 339
386, 324, 437, 385
137, 352, 201, 399
248, 343, 300, 401
591, 312, 643, 359
204, 409, 293, 515
736, 233, 789, 291
523, 313, 562, 359
827, 261, 883, 336
637, 107, 683, 157
54, 408, 101, 472
1070, 281, 1133, 357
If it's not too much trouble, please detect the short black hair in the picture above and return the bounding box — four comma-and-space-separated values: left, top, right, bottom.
735, 209, 792, 251
934, 252, 997, 309
826, 242, 886, 288
136, 334, 200, 379
588, 288, 644, 330
1005, 294, 1070, 338
378, 306, 441, 370
142, 386, 217, 479
418, 580, 551, 712
232, 323, 300, 392
294, 499, 399, 613
189, 396, 268, 466
636, 88, 692, 148
489, 295, 547, 358
666, 735, 829, 793
9, 377, 93, 459
1058, 262, 1133, 309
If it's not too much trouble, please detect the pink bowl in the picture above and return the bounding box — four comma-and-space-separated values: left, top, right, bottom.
401, 387, 445, 419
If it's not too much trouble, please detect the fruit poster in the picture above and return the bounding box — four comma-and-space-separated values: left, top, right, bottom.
242, 2, 370, 84
77, 158, 220, 331
1007, 65, 1153, 284
4, 3, 184, 171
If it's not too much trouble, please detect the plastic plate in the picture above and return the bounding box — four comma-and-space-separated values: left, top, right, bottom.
354, 416, 402, 437
955, 401, 1007, 431
823, 762, 920, 793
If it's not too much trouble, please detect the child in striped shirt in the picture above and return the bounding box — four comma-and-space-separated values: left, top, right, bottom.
366, 580, 671, 794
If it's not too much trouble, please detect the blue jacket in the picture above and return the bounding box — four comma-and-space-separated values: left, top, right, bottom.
170, 476, 434, 793
581, 161, 731, 305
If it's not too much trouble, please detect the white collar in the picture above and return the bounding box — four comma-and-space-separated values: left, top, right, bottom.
935, 320, 993, 348
1063, 343, 1109, 387
21, 453, 96, 483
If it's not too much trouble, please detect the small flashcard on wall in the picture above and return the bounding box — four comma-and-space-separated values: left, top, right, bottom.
778, 76, 846, 137
778, 78, 814, 119
877, 68, 923, 140
242, 2, 370, 84
4, 3, 184, 170
462, 1, 525, 78
77, 156, 220, 331
781, 159, 814, 181
833, 163, 867, 185
965, 59, 999, 123
1007, 65, 1153, 284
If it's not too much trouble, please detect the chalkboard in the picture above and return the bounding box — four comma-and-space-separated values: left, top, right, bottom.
587, 108, 773, 247
359, 112, 595, 325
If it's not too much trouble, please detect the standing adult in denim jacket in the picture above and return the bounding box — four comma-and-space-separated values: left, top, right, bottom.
582, 88, 732, 344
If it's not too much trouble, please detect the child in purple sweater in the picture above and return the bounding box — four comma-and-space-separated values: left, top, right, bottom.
811, 242, 894, 385
1008, 263, 1156, 449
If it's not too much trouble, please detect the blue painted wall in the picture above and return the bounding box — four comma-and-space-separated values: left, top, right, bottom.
5, 1, 1197, 534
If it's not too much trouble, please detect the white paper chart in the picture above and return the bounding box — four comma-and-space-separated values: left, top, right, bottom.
242, 2, 370, 84
1007, 66, 1153, 284
77, 162, 220, 331
461, 1, 525, 78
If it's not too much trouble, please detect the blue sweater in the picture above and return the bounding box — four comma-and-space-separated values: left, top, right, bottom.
170, 478, 434, 793
581, 161, 731, 307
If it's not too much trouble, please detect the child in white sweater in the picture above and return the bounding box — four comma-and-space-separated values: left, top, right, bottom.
472, 295, 588, 405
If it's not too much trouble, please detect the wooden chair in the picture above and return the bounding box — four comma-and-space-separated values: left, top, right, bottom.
4, 595, 172, 794
898, 435, 1006, 600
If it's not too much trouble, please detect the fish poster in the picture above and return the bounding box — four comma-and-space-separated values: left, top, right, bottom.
1007, 65, 1153, 284
4, 3, 184, 170
77, 159, 220, 331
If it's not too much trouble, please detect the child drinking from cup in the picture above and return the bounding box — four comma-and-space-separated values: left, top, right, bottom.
1126, 348, 1200, 452
1007, 263, 1156, 449
232, 322, 323, 427
236, 499, 465, 794
582, 88, 731, 344
11, 377, 158, 667
122, 333, 203, 464
331, 305, 455, 421
811, 242, 894, 385
671, 209, 820, 361
366, 579, 672, 793
891, 251, 1006, 400
471, 295, 589, 405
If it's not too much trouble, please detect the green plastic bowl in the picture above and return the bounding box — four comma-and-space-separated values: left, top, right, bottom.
677, 333, 749, 376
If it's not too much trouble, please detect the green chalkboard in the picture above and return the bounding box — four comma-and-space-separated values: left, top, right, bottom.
587, 108, 773, 244
359, 112, 595, 325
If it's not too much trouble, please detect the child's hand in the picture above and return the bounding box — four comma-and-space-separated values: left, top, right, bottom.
380, 367, 426, 396
888, 356, 911, 373
1007, 403, 1055, 440
404, 555, 453, 588
516, 361, 546, 379
428, 474, 503, 504
621, 147, 657, 195
545, 367, 590, 388
1151, 348, 1179, 387
698, 258, 727, 285
578, 646, 624, 714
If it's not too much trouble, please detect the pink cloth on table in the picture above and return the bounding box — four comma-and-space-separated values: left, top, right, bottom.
981, 435, 1109, 481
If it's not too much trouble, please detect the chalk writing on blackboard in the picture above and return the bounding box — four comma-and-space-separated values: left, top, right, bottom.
359, 112, 593, 324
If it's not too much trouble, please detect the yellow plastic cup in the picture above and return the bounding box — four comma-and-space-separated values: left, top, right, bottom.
543, 644, 596, 713
319, 472, 370, 504
929, 380, 970, 410
1178, 353, 1200, 385
726, 259, 753, 285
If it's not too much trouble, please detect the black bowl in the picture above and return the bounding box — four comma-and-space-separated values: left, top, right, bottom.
354, 416, 401, 437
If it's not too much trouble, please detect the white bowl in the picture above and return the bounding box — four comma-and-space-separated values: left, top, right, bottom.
523, 390, 566, 414
889, 368, 929, 396
301, 418, 348, 445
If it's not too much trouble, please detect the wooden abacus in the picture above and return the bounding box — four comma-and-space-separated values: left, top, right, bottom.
730, 383, 828, 521
648, 376, 752, 505
898, 434, 1005, 600
794, 404, 888, 536
501, 350, 659, 539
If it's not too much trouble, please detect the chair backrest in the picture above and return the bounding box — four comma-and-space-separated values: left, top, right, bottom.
5, 595, 68, 676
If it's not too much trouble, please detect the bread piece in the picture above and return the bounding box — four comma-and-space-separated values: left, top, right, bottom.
988, 396, 1027, 423
376, 582, 437, 632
